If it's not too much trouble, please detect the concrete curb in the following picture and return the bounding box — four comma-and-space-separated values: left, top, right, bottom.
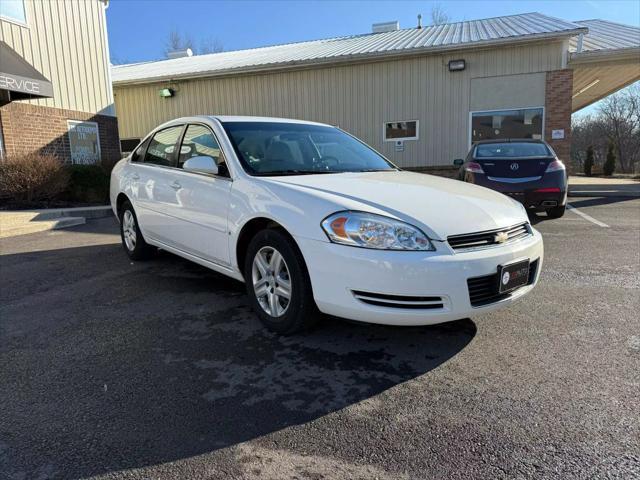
30, 205, 114, 221
0, 206, 113, 239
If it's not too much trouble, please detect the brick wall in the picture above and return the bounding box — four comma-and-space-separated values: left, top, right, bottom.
545, 69, 574, 171
0, 102, 121, 166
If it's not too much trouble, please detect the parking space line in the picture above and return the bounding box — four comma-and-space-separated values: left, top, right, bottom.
567, 204, 609, 228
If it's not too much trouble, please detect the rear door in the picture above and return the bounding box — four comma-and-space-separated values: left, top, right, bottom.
475, 143, 553, 179
132, 124, 185, 244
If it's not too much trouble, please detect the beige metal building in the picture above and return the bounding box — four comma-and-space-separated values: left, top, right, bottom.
112, 13, 640, 171
0, 0, 120, 163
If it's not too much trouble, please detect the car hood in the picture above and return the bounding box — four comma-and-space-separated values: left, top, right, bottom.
264, 171, 528, 240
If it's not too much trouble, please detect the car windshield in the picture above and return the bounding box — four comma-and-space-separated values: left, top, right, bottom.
475, 142, 551, 159
221, 121, 397, 176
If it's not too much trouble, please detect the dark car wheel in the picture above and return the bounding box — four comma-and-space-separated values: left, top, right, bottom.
244, 229, 319, 335
546, 205, 566, 219
119, 201, 155, 260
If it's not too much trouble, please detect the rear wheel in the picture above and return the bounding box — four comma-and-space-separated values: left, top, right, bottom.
244, 229, 319, 334
546, 205, 566, 218
119, 201, 155, 260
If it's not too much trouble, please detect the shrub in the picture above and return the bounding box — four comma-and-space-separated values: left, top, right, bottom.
64, 164, 110, 203
584, 145, 594, 177
603, 141, 616, 176
0, 153, 69, 204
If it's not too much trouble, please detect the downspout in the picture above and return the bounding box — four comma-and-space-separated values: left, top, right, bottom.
576, 33, 584, 53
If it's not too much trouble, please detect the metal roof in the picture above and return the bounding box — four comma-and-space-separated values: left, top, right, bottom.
569, 19, 640, 54
112, 12, 587, 85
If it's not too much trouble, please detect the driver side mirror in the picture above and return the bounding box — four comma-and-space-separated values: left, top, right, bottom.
183, 155, 219, 175
453, 158, 464, 167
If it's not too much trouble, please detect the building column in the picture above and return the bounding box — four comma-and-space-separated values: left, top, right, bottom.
544, 69, 574, 171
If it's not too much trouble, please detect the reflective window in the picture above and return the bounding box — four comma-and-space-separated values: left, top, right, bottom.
178, 124, 227, 175
144, 125, 183, 167
475, 142, 551, 158
384, 121, 418, 141
471, 108, 543, 142
222, 121, 396, 176
0, 0, 26, 24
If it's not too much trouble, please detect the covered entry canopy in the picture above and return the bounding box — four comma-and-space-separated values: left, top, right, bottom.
569, 20, 640, 112
0, 41, 54, 106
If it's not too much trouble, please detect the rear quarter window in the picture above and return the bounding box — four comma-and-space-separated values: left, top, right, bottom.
130, 138, 150, 162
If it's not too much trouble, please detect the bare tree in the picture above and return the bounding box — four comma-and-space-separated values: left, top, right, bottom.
430, 4, 450, 25
199, 36, 224, 55
164, 29, 196, 57
110, 56, 131, 65
572, 83, 640, 174
597, 83, 640, 173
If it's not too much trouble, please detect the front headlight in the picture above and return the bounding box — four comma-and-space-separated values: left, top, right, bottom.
321, 211, 435, 251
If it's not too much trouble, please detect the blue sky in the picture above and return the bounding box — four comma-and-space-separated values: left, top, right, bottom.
106, 0, 639, 115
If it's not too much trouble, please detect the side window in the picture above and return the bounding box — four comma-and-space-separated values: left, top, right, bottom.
179, 124, 229, 176
130, 138, 149, 162
144, 125, 183, 167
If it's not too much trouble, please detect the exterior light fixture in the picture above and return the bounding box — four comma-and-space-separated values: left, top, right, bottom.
159, 88, 174, 98
448, 59, 465, 72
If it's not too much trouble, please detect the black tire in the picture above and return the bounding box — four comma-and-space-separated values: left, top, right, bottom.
244, 228, 320, 334
546, 205, 566, 219
119, 200, 155, 260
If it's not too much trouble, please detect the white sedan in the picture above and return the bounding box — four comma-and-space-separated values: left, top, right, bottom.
111, 116, 543, 334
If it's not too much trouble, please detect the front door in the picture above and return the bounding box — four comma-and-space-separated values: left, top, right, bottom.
162, 123, 232, 266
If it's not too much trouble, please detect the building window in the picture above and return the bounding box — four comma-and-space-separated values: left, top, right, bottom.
120, 138, 141, 154
0, 0, 27, 25
67, 120, 101, 165
471, 108, 543, 144
384, 120, 418, 141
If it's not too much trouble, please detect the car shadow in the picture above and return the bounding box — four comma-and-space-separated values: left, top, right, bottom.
566, 196, 639, 209
527, 211, 548, 225
0, 243, 476, 478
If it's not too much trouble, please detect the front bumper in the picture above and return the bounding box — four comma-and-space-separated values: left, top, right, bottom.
296, 229, 544, 326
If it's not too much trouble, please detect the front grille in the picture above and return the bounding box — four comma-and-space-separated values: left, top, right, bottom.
352, 290, 444, 310
448, 222, 531, 251
467, 259, 539, 307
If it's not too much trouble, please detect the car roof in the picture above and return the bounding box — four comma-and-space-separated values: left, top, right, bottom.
473, 138, 547, 145
210, 115, 331, 127
149, 115, 335, 138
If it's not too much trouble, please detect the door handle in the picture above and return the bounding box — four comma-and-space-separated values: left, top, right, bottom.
170, 181, 182, 190
131, 173, 140, 180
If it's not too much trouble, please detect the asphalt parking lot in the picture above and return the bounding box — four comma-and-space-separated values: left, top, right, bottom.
1, 197, 639, 479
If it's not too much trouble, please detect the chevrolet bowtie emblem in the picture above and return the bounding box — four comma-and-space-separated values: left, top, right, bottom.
494, 231, 509, 243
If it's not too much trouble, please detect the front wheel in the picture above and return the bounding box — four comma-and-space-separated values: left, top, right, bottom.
244, 229, 319, 334
546, 205, 566, 219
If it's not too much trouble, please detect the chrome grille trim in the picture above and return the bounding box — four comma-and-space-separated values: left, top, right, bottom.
448, 222, 532, 251
352, 290, 444, 310
487, 175, 542, 183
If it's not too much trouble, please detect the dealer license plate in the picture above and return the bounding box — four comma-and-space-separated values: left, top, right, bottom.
498, 260, 530, 294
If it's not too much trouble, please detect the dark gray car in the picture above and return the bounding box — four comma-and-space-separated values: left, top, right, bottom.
454, 139, 568, 218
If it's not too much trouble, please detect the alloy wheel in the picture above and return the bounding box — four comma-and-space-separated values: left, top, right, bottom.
252, 246, 292, 317
122, 210, 137, 251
